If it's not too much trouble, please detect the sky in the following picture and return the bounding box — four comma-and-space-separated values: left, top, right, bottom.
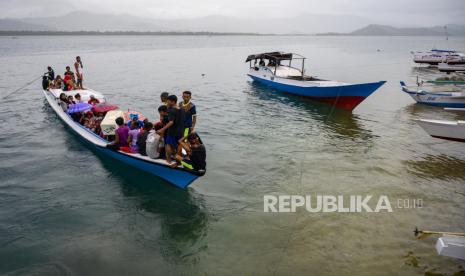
1, 0, 464, 26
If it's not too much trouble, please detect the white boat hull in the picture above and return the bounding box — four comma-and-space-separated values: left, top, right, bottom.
416, 119, 465, 143
436, 236, 465, 260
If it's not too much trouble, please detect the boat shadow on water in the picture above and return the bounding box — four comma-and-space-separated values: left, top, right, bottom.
245, 81, 375, 143
101, 159, 210, 262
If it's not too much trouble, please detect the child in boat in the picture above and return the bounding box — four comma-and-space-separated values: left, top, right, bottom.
54, 75, 63, 89
137, 122, 152, 156
67, 95, 75, 104
88, 95, 100, 105
74, 93, 83, 103
128, 121, 140, 153
170, 133, 206, 172
106, 117, 129, 150
145, 122, 165, 159
58, 93, 69, 112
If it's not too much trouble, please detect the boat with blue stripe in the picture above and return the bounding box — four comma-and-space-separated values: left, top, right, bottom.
400, 81, 465, 108
245, 52, 386, 111
43, 88, 203, 189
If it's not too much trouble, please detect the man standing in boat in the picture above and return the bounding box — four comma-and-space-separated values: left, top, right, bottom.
74, 56, 83, 89
179, 91, 197, 135
156, 95, 185, 164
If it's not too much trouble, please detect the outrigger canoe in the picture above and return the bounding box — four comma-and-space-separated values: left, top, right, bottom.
43, 88, 204, 188
246, 52, 386, 111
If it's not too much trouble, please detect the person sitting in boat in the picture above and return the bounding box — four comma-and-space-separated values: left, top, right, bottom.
126, 114, 143, 129
106, 117, 129, 150
88, 94, 100, 105
146, 123, 165, 159
170, 132, 206, 173
179, 90, 197, 135
128, 121, 140, 153
64, 66, 75, 83
137, 122, 153, 156
74, 93, 83, 103
259, 59, 265, 66
67, 95, 76, 104
63, 75, 74, 91
53, 75, 63, 89
58, 93, 69, 112
156, 95, 185, 164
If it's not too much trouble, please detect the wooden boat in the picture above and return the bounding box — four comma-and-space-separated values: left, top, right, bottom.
245, 52, 386, 111
416, 118, 465, 143
415, 228, 465, 260
43, 88, 204, 188
400, 81, 465, 108
412, 49, 465, 65
438, 62, 465, 73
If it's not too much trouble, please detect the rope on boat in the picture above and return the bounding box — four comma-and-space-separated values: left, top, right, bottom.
2, 75, 43, 100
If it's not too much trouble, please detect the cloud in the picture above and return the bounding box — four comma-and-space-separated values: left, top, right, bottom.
1, 0, 464, 26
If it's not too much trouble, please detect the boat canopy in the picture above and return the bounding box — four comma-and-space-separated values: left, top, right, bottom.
245, 52, 304, 63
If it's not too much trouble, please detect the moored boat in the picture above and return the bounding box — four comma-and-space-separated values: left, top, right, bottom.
43, 88, 204, 188
245, 52, 386, 111
438, 62, 465, 73
400, 81, 465, 108
416, 118, 465, 143
412, 49, 465, 65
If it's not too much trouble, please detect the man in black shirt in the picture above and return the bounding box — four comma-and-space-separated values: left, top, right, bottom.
156, 95, 185, 163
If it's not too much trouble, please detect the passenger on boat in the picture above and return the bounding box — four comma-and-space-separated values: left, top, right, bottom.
88, 95, 100, 105
170, 133, 206, 172
128, 121, 140, 153
74, 56, 84, 89
146, 123, 165, 159
137, 122, 153, 156
259, 59, 265, 66
67, 95, 76, 104
63, 75, 74, 91
64, 66, 75, 83
74, 93, 83, 103
106, 117, 129, 150
127, 114, 143, 129
58, 93, 69, 112
179, 91, 197, 135
160, 92, 169, 106
156, 95, 185, 164
46, 66, 55, 81
42, 75, 50, 90
157, 105, 169, 126
54, 75, 63, 89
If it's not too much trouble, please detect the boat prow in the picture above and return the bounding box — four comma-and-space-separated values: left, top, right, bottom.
43, 89, 203, 188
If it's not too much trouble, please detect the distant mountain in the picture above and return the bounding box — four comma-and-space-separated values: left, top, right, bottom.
20, 11, 165, 32
348, 24, 465, 36
0, 19, 53, 31
0, 11, 370, 34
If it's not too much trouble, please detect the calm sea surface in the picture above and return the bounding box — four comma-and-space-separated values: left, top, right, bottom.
0, 35, 464, 275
